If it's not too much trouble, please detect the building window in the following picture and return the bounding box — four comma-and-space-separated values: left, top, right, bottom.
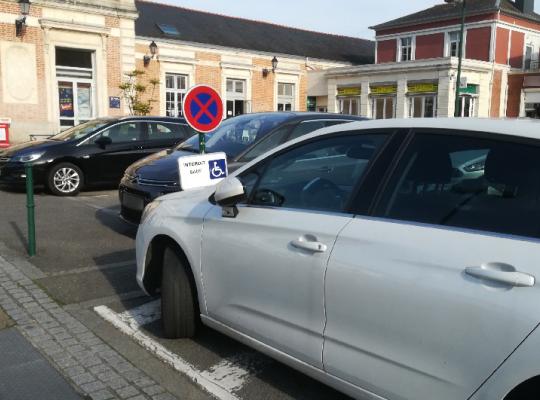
448, 31, 461, 57
277, 82, 295, 111
226, 78, 248, 117
409, 95, 437, 118
525, 45, 533, 70
457, 95, 477, 117
165, 73, 188, 117
372, 97, 395, 119
338, 98, 359, 115
400, 37, 413, 61
525, 103, 540, 119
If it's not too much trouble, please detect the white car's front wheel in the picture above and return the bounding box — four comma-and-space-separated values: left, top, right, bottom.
161, 247, 198, 339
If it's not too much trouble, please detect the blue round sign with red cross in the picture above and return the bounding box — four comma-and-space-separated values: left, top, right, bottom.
182, 85, 224, 133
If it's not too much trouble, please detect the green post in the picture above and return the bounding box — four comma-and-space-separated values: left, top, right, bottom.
199, 132, 206, 154
25, 163, 36, 257
454, 0, 467, 117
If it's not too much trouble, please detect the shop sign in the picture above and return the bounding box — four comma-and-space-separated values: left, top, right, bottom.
109, 97, 121, 109
370, 85, 397, 95
408, 83, 438, 93
337, 87, 361, 96
459, 84, 478, 94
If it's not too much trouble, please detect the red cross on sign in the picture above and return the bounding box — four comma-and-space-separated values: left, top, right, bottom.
182, 85, 224, 133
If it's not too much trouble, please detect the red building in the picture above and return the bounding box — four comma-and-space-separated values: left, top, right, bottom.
321, 0, 540, 119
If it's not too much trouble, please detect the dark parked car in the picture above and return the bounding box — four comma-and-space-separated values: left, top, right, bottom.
0, 116, 194, 196
119, 112, 366, 222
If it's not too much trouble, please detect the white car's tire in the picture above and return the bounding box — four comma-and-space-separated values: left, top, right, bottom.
161, 247, 198, 339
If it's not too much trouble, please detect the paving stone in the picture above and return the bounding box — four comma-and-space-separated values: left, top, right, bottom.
116, 386, 140, 399
89, 389, 115, 400
0, 249, 178, 400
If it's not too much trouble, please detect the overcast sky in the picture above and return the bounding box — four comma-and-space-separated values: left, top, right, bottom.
159, 0, 540, 40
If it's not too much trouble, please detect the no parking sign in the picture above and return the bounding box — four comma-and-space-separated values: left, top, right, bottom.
182, 85, 224, 134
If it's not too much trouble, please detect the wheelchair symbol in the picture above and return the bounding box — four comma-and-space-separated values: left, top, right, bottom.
209, 160, 227, 180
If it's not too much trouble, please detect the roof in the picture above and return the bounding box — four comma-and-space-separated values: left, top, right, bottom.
315, 118, 540, 141
371, 0, 540, 31
134, 0, 375, 65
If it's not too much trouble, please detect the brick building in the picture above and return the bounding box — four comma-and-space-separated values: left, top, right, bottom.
314, 0, 540, 119
0, 0, 374, 143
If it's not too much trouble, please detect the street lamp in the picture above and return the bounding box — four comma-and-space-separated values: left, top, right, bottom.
263, 56, 279, 77
445, 0, 467, 117
15, 0, 31, 37
143, 41, 159, 67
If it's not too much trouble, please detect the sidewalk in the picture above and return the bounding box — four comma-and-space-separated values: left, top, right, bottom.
0, 251, 177, 400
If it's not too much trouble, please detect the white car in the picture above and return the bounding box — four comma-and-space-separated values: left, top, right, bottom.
136, 118, 540, 400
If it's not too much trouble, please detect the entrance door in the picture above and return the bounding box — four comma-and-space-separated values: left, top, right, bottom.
56, 48, 95, 130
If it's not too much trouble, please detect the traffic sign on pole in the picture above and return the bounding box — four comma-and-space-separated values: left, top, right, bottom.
182, 85, 224, 154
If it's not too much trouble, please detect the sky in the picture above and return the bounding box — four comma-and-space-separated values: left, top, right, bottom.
159, 0, 540, 40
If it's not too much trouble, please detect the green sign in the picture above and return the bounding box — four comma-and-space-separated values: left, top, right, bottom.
408, 83, 438, 94
459, 84, 478, 94
337, 87, 361, 96
371, 85, 397, 95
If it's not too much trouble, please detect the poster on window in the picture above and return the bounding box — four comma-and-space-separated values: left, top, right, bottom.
77, 86, 92, 119
59, 87, 74, 117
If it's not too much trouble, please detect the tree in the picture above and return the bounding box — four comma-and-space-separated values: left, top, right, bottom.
118, 70, 160, 116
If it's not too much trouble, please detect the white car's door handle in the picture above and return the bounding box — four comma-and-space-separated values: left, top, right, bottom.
465, 266, 535, 287
290, 236, 327, 253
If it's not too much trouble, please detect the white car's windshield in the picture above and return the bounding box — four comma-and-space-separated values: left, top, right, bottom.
177, 114, 292, 158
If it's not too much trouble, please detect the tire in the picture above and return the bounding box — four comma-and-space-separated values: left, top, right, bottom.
161, 247, 198, 339
47, 162, 83, 196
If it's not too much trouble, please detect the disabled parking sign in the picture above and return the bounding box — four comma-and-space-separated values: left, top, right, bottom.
178, 152, 228, 190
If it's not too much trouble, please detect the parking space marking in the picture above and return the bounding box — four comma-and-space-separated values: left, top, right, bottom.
95, 302, 243, 400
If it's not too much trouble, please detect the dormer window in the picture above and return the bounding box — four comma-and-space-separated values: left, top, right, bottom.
448, 31, 461, 57
400, 37, 413, 61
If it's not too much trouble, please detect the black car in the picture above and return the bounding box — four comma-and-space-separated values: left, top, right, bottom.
119, 112, 366, 222
0, 116, 194, 196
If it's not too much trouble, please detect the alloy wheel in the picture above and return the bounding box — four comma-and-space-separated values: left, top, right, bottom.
53, 167, 80, 194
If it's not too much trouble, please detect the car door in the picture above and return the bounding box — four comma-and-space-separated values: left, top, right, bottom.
140, 121, 193, 158
324, 129, 540, 400
201, 131, 390, 369
82, 121, 147, 184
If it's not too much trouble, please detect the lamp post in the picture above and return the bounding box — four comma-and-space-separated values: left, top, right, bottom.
15, 0, 31, 37
446, 0, 467, 117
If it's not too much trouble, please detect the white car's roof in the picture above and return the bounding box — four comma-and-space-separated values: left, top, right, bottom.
319, 118, 540, 140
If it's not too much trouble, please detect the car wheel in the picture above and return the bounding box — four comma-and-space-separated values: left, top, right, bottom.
47, 163, 84, 196
161, 247, 198, 339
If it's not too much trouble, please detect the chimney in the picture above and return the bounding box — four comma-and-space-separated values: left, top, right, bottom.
515, 0, 535, 13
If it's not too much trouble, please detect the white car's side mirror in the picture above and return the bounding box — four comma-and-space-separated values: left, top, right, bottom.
214, 177, 246, 218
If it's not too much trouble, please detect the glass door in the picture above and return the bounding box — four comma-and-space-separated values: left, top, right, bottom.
58, 80, 94, 129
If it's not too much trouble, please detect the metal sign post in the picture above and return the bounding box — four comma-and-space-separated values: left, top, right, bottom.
25, 163, 36, 256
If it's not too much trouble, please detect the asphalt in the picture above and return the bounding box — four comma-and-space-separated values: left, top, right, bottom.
0, 187, 352, 400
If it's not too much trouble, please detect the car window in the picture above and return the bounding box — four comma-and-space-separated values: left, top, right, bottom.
147, 122, 192, 141
238, 126, 291, 162
374, 132, 540, 238
287, 120, 356, 142
94, 122, 144, 144
242, 133, 388, 213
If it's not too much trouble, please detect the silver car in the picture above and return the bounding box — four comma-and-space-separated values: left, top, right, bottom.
136, 118, 540, 400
